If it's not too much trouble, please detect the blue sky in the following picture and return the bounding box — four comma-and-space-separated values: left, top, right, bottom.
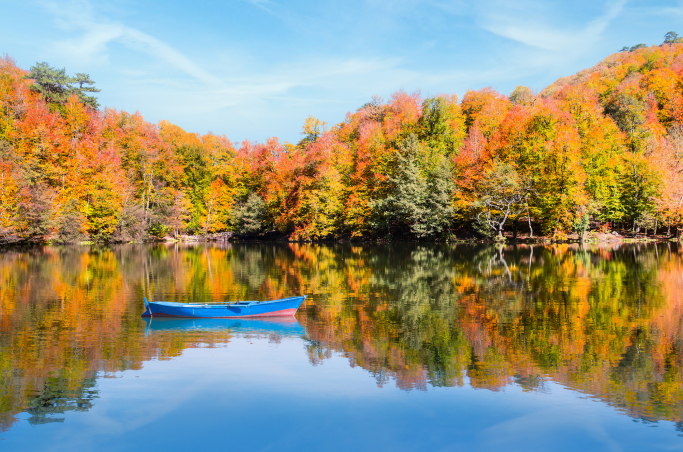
1, 0, 681, 144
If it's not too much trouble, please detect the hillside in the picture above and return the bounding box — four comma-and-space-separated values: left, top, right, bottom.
2, 42, 683, 243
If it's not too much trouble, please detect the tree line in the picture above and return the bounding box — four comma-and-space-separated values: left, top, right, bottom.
2, 34, 683, 243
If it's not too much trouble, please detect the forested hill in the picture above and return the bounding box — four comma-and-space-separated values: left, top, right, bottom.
2, 39, 683, 244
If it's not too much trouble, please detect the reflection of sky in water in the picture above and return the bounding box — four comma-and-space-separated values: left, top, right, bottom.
4, 335, 681, 451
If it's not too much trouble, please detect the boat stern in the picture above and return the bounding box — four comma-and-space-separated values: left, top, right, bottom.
141, 297, 152, 317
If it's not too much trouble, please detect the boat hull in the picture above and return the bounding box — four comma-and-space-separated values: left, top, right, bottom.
141, 296, 306, 319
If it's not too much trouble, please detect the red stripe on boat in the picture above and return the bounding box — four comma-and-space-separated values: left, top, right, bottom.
149, 308, 298, 318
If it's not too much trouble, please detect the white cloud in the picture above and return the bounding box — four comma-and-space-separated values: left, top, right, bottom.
475, 0, 627, 54
46, 0, 221, 85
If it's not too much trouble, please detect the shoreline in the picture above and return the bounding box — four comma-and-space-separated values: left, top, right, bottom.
2, 231, 679, 247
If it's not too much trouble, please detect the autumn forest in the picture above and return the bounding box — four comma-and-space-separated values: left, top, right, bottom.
4, 36, 683, 244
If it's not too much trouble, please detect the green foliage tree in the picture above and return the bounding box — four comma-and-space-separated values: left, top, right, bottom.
23, 62, 71, 104
178, 144, 212, 233
664, 31, 679, 46
373, 134, 455, 238
71, 73, 101, 107
605, 93, 648, 151
619, 155, 661, 230
621, 43, 647, 52
418, 95, 465, 156
233, 191, 266, 235
24, 62, 100, 108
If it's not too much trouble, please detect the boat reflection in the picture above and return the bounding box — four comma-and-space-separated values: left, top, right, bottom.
144, 316, 306, 337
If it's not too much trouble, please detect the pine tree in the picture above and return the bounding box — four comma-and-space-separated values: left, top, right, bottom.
373, 134, 455, 238
233, 192, 266, 235
24, 62, 100, 108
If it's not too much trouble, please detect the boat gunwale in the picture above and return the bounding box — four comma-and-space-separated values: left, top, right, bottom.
147, 296, 306, 309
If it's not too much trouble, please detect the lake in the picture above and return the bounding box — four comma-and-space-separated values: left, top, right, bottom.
0, 242, 682, 451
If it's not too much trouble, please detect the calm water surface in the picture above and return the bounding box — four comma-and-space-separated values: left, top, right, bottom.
1, 243, 682, 451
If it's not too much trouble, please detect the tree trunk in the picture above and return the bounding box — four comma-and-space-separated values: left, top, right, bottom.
527, 210, 533, 238
205, 198, 213, 234
141, 171, 147, 222
146, 167, 154, 226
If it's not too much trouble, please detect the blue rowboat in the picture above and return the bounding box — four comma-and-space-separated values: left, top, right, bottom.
141, 295, 307, 318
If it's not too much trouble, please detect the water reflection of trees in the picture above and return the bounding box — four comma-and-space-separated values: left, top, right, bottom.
0, 245, 234, 433
25, 375, 98, 426
0, 242, 682, 431
300, 242, 683, 422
